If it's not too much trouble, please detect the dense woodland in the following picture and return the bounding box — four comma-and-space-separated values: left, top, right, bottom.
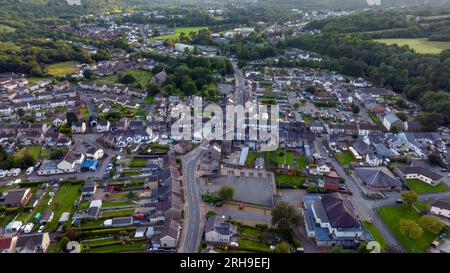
282, 33, 450, 127
305, 5, 450, 41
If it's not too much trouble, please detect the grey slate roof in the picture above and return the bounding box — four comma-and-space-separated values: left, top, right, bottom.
354, 167, 402, 187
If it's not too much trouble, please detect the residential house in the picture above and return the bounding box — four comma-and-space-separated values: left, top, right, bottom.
159, 219, 180, 249
353, 167, 403, 191
96, 120, 110, 133
397, 167, 443, 186
382, 113, 403, 131
4, 188, 32, 207
57, 151, 84, 173
430, 201, 450, 219
82, 181, 97, 198
366, 153, 382, 167
205, 215, 237, 244
14, 233, 50, 253
71, 122, 87, 134
303, 193, 369, 247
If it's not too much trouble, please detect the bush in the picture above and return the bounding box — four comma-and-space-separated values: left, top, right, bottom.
206, 211, 217, 219
255, 224, 268, 230
202, 194, 222, 204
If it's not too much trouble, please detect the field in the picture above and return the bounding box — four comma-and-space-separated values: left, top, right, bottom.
374, 38, 450, 54
236, 239, 273, 253
377, 204, 436, 253
45, 183, 83, 231
101, 208, 135, 218
44, 61, 80, 77
148, 26, 208, 41
406, 179, 449, 195
362, 221, 387, 251
128, 157, 147, 167
0, 41, 20, 52
11, 145, 42, 163
121, 69, 152, 89
0, 24, 16, 33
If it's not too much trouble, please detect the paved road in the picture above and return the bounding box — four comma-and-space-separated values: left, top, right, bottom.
180, 143, 209, 253
314, 137, 404, 251
80, 93, 98, 117
232, 61, 245, 106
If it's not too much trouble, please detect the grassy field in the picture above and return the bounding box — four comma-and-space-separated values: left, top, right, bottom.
406, 179, 449, 195
128, 157, 147, 167
0, 24, 16, 33
121, 69, 152, 88
45, 61, 80, 77
275, 148, 294, 166
374, 38, 450, 54
363, 221, 388, 251
11, 145, 42, 163
296, 155, 307, 170
336, 151, 354, 165
275, 173, 305, 188
148, 26, 208, 41
45, 183, 82, 231
377, 204, 436, 253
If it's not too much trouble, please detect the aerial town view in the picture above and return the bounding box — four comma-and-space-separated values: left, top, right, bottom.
0, 0, 450, 262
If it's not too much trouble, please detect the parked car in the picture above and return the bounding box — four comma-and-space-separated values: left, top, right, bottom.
396, 199, 404, 204
24, 223, 34, 233
38, 225, 45, 233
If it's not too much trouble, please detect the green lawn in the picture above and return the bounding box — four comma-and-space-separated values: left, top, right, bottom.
406, 179, 449, 195
121, 69, 152, 89
240, 226, 264, 238
374, 38, 450, 54
102, 200, 135, 208
377, 204, 437, 253
105, 192, 129, 200
336, 151, 354, 165
15, 208, 34, 222
101, 208, 135, 218
45, 183, 82, 231
275, 148, 293, 165
363, 221, 388, 251
296, 155, 307, 170
237, 239, 273, 253
81, 106, 90, 119
275, 173, 305, 188
45, 61, 80, 77
128, 157, 147, 167
148, 26, 208, 41
11, 145, 42, 164
144, 95, 154, 104
87, 242, 147, 253
82, 237, 122, 248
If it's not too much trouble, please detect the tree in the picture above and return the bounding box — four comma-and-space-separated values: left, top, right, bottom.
83, 69, 94, 80
271, 202, 303, 231
22, 154, 36, 169
351, 104, 360, 114
49, 148, 66, 160
66, 112, 78, 126
419, 215, 445, 234
119, 74, 137, 85
428, 152, 443, 166
65, 228, 80, 240
305, 85, 316, 94
59, 236, 70, 249
399, 219, 423, 239
396, 112, 408, 122
182, 81, 197, 96
218, 186, 234, 201
59, 123, 72, 135
401, 191, 418, 206
274, 242, 292, 253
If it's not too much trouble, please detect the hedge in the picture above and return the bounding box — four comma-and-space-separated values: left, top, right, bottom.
81, 227, 136, 238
